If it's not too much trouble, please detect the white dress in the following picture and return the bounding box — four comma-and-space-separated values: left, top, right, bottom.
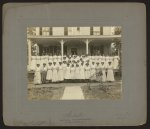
113, 56, 119, 69
30, 56, 37, 70
65, 66, 71, 79
36, 56, 41, 65
70, 67, 75, 79
75, 67, 80, 79
46, 65, 53, 81
58, 65, 64, 81
40, 56, 45, 66
79, 65, 85, 79
34, 66, 41, 84
62, 63, 67, 79
57, 56, 62, 62
44, 55, 49, 65
106, 63, 115, 81
85, 66, 91, 79
90, 64, 96, 80
100, 62, 106, 82
52, 65, 58, 82
48, 56, 53, 63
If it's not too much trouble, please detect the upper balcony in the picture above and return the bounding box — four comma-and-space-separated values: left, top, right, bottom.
27, 26, 122, 39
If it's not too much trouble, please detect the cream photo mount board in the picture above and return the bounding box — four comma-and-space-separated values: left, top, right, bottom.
3, 3, 146, 126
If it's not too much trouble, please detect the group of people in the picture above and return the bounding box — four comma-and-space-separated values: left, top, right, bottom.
30, 55, 120, 85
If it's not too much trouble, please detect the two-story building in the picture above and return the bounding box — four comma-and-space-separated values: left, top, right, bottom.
27, 26, 121, 67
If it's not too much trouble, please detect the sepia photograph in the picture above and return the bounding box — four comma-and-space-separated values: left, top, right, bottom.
3, 3, 146, 126
27, 26, 122, 100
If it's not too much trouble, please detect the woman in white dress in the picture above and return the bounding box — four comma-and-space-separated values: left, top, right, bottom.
70, 64, 75, 81
90, 62, 96, 81
46, 62, 53, 82
95, 62, 102, 82
106, 61, 115, 82
52, 62, 58, 83
100, 61, 106, 82
30, 56, 37, 71
41, 63, 47, 84
48, 55, 53, 63
79, 62, 85, 81
62, 61, 67, 80
64, 63, 71, 81
44, 55, 49, 66
40, 56, 45, 67
34, 64, 41, 85
75, 64, 80, 80
85, 63, 91, 80
36, 56, 41, 65
58, 62, 64, 82
113, 56, 119, 69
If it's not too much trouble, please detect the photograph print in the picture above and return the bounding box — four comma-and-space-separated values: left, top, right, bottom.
27, 26, 122, 100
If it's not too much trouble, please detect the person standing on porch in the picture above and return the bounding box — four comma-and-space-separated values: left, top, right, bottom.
34, 64, 42, 85
41, 63, 47, 84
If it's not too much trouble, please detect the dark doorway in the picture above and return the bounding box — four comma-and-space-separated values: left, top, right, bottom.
71, 48, 77, 55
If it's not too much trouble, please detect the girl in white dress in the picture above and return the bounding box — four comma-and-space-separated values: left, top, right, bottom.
46, 62, 53, 82
65, 63, 71, 81
52, 62, 58, 83
85, 63, 91, 80
90, 62, 96, 81
106, 61, 115, 82
79, 62, 85, 81
34, 64, 41, 85
58, 62, 64, 82
30, 56, 37, 71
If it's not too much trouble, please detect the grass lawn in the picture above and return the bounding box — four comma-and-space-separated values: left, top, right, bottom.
28, 86, 65, 100
81, 82, 122, 100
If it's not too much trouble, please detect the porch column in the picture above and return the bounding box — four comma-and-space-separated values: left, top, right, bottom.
61, 39, 64, 60
27, 39, 32, 67
86, 39, 89, 55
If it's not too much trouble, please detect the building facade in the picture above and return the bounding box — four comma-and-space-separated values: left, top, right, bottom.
27, 26, 121, 67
